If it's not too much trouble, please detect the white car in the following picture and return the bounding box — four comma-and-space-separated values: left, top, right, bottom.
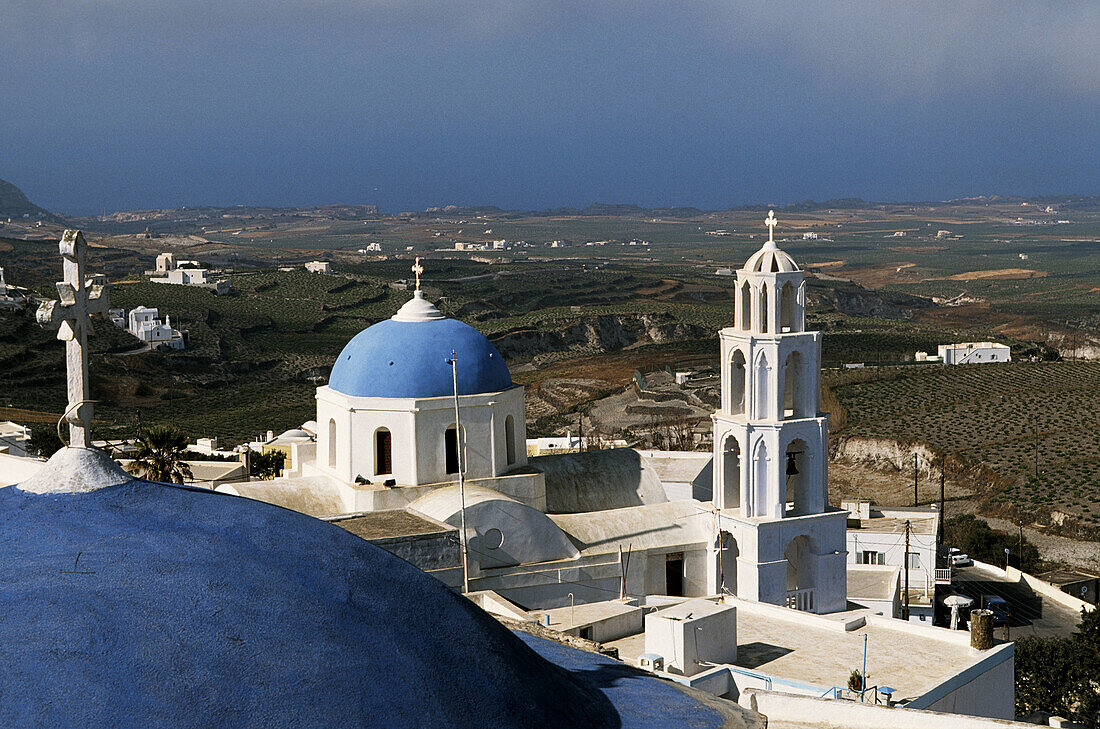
949, 553, 972, 567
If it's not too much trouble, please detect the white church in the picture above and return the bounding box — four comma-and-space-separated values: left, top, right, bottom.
229, 214, 848, 615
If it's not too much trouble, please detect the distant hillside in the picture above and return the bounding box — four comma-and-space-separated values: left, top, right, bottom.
0, 179, 55, 220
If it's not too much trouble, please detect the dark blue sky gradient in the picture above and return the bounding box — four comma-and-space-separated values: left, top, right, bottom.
2, 1, 1097, 214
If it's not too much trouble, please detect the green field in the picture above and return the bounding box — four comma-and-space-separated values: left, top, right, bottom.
829, 361, 1100, 532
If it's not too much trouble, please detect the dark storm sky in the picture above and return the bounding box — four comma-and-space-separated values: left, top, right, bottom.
2, 1, 1098, 214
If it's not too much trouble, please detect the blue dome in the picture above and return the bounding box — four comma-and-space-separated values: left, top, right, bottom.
0, 459, 735, 728
329, 317, 512, 399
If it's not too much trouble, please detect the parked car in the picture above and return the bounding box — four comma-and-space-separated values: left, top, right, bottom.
983, 596, 1010, 625
949, 552, 972, 567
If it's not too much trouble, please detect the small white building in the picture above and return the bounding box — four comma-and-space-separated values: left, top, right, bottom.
937, 342, 1010, 365
128, 306, 185, 350
715, 267, 734, 276
844, 502, 940, 622
359, 242, 382, 253
305, 261, 332, 274
0, 421, 32, 457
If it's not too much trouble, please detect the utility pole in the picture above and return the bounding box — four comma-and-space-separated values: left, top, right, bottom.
450, 351, 470, 594
902, 520, 911, 621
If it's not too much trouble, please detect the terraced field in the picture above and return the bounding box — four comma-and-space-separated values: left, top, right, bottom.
830, 361, 1100, 529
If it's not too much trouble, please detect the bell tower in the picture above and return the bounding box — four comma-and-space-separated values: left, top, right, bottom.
707, 212, 847, 613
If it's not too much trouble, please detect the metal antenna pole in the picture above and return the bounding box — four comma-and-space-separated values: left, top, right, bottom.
939, 455, 946, 544
451, 351, 470, 594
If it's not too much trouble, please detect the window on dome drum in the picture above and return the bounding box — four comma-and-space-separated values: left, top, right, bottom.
505, 415, 516, 465
375, 428, 392, 475
445, 426, 460, 475
327, 418, 336, 469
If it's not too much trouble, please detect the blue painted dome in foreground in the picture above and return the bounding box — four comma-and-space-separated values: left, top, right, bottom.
328, 317, 512, 399
0, 474, 732, 728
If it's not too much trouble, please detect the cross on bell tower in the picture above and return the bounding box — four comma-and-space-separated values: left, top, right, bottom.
36, 230, 111, 449
765, 210, 778, 243
411, 257, 424, 292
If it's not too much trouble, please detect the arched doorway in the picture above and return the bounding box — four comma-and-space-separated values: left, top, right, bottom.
730, 349, 747, 415
785, 535, 814, 611
375, 428, 392, 476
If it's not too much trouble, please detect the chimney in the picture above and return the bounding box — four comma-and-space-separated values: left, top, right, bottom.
970, 609, 994, 650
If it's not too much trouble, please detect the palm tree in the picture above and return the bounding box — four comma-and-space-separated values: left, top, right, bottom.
127, 426, 194, 484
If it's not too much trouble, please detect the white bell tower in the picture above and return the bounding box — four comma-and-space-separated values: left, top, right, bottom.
707, 212, 847, 613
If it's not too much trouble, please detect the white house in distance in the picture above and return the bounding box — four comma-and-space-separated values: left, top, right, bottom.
938, 342, 1011, 365
128, 306, 185, 350
150, 253, 230, 294
305, 261, 332, 274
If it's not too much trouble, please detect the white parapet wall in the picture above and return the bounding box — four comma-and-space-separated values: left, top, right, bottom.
741, 689, 1039, 729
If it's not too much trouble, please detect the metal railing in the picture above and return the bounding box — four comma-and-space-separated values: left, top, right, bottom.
935, 567, 953, 584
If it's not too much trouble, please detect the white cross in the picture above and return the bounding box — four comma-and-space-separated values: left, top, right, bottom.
765, 210, 778, 243
36, 230, 111, 449
411, 257, 424, 291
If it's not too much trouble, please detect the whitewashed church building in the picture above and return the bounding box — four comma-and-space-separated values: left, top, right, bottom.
224, 218, 848, 616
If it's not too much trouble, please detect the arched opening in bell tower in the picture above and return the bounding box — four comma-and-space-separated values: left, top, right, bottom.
780, 281, 796, 332
729, 349, 747, 415
783, 351, 807, 418
721, 435, 741, 508
784, 438, 812, 516
740, 281, 752, 330
759, 282, 769, 333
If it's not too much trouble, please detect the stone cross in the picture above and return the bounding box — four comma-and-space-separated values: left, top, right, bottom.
412, 257, 424, 291
36, 230, 111, 448
765, 210, 777, 243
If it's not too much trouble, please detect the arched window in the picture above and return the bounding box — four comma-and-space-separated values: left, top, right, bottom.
780, 281, 796, 332
740, 281, 752, 330
327, 418, 337, 469
445, 426, 460, 475
729, 349, 747, 415
721, 435, 741, 509
375, 428, 392, 475
759, 282, 769, 333
505, 415, 516, 465
752, 439, 769, 519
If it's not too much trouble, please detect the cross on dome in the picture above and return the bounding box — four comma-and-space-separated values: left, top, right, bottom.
412, 257, 424, 291
35, 230, 111, 448
765, 210, 778, 243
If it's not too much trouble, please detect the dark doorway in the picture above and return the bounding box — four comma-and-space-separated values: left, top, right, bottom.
445, 427, 459, 475
665, 553, 685, 597
375, 429, 392, 475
